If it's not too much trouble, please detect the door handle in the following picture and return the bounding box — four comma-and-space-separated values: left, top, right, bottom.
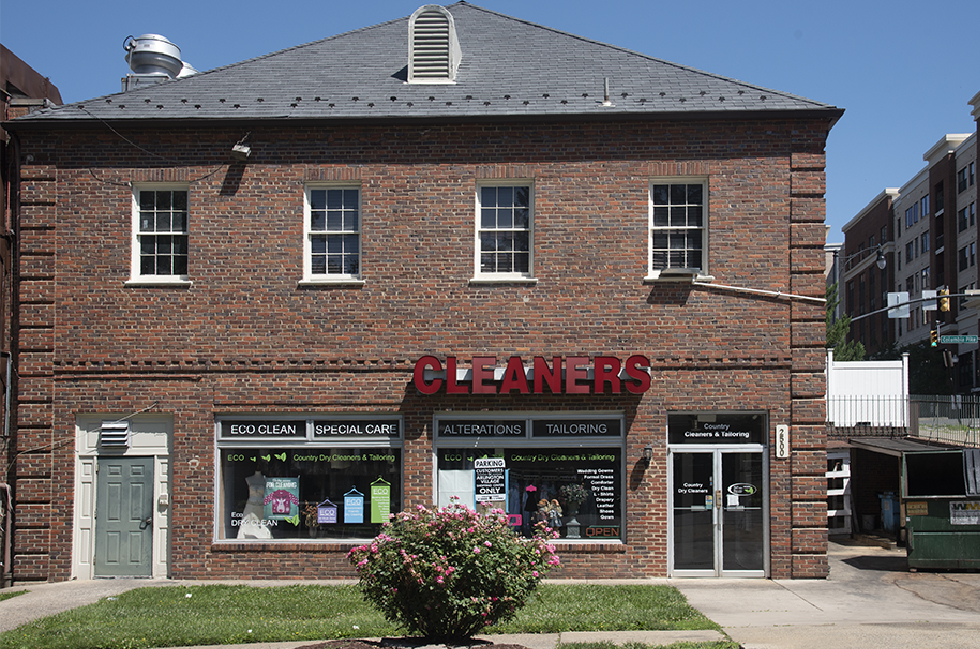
716, 490, 722, 510
139, 516, 153, 530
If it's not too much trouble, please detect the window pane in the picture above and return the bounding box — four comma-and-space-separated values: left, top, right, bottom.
311, 256, 326, 274
140, 238, 155, 255
172, 192, 187, 211
345, 210, 359, 231
326, 190, 343, 210
156, 237, 172, 254
514, 208, 529, 229
310, 190, 326, 211
481, 186, 497, 207
652, 185, 668, 205
156, 211, 171, 232
156, 191, 172, 211
514, 231, 529, 252
140, 215, 154, 233
139, 192, 155, 211
327, 210, 343, 231
342, 190, 358, 210
688, 205, 702, 227
498, 232, 513, 252
481, 254, 496, 273
311, 235, 327, 254
327, 256, 343, 274
344, 234, 359, 253
670, 184, 687, 205
173, 255, 188, 276
651, 250, 667, 269
670, 206, 686, 227
514, 251, 529, 273
687, 184, 703, 205
653, 206, 669, 227
481, 208, 496, 229
327, 235, 344, 254
156, 256, 171, 275
514, 186, 529, 207
172, 236, 188, 255
140, 256, 155, 275
172, 211, 187, 232
652, 232, 669, 249
311, 210, 326, 231
497, 207, 513, 229
670, 251, 686, 267
345, 256, 359, 275
480, 233, 497, 252
498, 186, 513, 206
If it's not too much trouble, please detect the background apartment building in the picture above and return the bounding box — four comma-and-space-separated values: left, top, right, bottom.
839, 92, 979, 392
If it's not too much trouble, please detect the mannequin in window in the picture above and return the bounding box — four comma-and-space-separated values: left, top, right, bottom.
238, 470, 273, 539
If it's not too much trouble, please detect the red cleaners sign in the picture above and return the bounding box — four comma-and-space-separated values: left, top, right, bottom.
414, 355, 651, 395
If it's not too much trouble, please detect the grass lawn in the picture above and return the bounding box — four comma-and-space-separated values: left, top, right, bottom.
0, 583, 734, 649
0, 591, 27, 603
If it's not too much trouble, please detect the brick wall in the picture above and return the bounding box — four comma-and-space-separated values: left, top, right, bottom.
10, 117, 831, 580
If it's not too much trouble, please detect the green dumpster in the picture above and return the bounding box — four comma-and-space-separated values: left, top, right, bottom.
903, 449, 980, 571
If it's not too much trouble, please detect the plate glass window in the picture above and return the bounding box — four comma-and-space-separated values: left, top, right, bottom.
650, 180, 706, 274
136, 188, 188, 279
478, 184, 532, 278
307, 188, 360, 279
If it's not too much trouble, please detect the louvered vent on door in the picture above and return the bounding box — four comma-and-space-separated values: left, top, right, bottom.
100, 420, 131, 448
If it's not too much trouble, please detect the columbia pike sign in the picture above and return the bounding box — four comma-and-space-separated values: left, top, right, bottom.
413, 355, 651, 395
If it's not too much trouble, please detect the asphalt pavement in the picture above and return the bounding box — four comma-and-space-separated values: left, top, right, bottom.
1, 539, 978, 649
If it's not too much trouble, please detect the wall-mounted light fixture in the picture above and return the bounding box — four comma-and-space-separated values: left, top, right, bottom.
642, 444, 653, 463
231, 143, 251, 161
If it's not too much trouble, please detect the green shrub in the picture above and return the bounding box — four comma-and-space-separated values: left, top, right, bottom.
348, 500, 560, 640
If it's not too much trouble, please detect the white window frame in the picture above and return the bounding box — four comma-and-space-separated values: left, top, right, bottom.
472, 181, 536, 284
646, 177, 710, 281
127, 184, 191, 286
301, 184, 364, 286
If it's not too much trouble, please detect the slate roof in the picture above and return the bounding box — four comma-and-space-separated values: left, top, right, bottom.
10, 2, 842, 127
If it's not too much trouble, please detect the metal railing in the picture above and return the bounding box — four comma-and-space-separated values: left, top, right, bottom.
827, 394, 980, 448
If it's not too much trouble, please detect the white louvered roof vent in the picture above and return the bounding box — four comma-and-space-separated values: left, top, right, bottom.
408, 5, 461, 84
100, 420, 131, 449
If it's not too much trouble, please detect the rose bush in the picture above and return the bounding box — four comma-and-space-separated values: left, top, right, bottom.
347, 500, 560, 640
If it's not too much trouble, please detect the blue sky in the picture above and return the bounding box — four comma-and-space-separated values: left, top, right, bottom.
3, 0, 977, 239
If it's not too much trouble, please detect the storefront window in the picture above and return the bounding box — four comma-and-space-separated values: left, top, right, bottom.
216, 417, 402, 541
434, 414, 624, 541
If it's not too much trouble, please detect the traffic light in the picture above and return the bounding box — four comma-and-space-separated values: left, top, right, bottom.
940, 288, 950, 312
931, 329, 938, 346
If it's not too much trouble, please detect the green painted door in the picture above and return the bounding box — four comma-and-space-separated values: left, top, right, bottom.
94, 456, 153, 577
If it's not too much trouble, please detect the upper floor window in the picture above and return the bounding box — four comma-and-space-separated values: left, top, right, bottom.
304, 187, 361, 281
958, 166, 970, 193
921, 232, 929, 254
476, 183, 533, 281
920, 195, 929, 217
649, 179, 707, 277
131, 186, 189, 284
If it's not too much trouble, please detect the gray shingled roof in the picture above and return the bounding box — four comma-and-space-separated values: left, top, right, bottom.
11, 2, 841, 126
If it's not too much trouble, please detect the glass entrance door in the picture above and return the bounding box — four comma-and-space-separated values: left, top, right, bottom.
670, 449, 766, 576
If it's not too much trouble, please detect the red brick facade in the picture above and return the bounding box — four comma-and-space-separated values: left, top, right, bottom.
6, 116, 832, 581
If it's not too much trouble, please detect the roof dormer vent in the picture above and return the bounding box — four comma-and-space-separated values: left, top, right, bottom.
408, 5, 461, 84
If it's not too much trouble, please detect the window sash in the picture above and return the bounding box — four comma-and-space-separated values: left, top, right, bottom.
305, 187, 361, 279
476, 184, 533, 278
134, 188, 189, 279
650, 181, 706, 274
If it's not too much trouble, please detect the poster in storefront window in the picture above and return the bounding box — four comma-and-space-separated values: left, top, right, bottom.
264, 477, 299, 521
437, 447, 621, 540
218, 446, 401, 541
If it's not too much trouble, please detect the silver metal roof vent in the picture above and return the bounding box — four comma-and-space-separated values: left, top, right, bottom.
121, 34, 197, 91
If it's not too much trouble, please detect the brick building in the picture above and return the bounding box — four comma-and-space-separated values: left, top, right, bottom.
2, 3, 842, 582
841, 94, 978, 390
2, 44, 62, 588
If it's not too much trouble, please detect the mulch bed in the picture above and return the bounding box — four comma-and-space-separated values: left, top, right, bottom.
299, 640, 531, 649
